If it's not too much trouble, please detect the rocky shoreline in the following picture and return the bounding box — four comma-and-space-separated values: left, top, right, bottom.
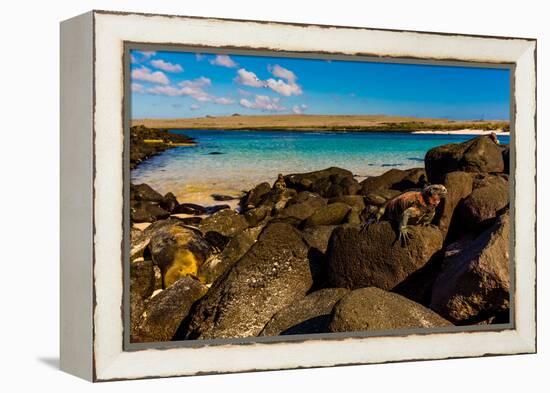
130, 134, 511, 343
130, 125, 196, 169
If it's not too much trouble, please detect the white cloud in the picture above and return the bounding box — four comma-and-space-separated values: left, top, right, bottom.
237, 89, 253, 96
265, 64, 302, 96
266, 78, 302, 96
234, 68, 265, 87
131, 66, 169, 85
292, 104, 308, 114
146, 85, 183, 96
131, 51, 156, 64
214, 97, 235, 105
139, 51, 156, 59
131, 83, 145, 93
239, 95, 285, 112
150, 59, 183, 73
178, 77, 211, 88
269, 64, 297, 83
210, 54, 238, 68
190, 104, 200, 110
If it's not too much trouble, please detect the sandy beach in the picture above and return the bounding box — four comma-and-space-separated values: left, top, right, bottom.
412, 129, 510, 136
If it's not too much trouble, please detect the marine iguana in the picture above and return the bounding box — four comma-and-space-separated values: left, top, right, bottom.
363, 184, 448, 244
272, 173, 287, 191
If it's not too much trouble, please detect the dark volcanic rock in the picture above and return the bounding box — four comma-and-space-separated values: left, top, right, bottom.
363, 189, 402, 206
302, 225, 338, 254
359, 168, 424, 196
260, 288, 350, 336
173, 203, 207, 215
328, 195, 365, 213
130, 260, 155, 300
329, 287, 452, 332
131, 201, 170, 223
425, 135, 505, 184
130, 125, 195, 169
129, 260, 155, 338
240, 182, 272, 211
303, 202, 351, 227
345, 209, 362, 225
287, 191, 327, 208
459, 174, 509, 229
326, 222, 443, 290
148, 224, 213, 288
130, 183, 165, 203
160, 192, 179, 213
430, 213, 510, 324
198, 226, 263, 284
184, 223, 313, 339
285, 167, 353, 192
133, 277, 208, 342
205, 204, 231, 215
276, 193, 326, 224
243, 205, 272, 227
501, 144, 510, 174
434, 171, 474, 237
199, 209, 249, 237
212, 194, 238, 201
259, 188, 298, 212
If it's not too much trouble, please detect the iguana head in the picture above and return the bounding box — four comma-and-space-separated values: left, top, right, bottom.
422, 184, 447, 206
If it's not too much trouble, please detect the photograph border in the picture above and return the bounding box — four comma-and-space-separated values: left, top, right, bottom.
60, 10, 536, 382
122, 42, 517, 352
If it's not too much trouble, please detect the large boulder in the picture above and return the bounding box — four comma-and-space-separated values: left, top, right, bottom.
275, 193, 326, 224
199, 209, 249, 238
359, 168, 426, 196
258, 188, 298, 213
129, 260, 155, 338
130, 259, 155, 300
132, 277, 208, 342
198, 226, 264, 284
184, 223, 313, 339
459, 174, 509, 230
434, 171, 474, 238
243, 205, 272, 227
148, 224, 213, 288
284, 167, 353, 192
302, 225, 338, 254
329, 287, 452, 332
130, 200, 170, 223
260, 288, 350, 336
326, 222, 443, 290
303, 202, 351, 227
160, 192, 179, 213
430, 213, 510, 324
425, 135, 505, 184
130, 183, 164, 203
328, 195, 366, 213
363, 189, 402, 206
239, 182, 272, 211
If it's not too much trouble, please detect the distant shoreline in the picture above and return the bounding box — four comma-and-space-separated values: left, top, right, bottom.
132, 114, 509, 134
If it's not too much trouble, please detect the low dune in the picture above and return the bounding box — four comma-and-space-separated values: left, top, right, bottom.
132, 114, 509, 133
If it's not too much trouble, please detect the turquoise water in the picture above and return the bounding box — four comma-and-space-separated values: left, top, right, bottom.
131, 130, 509, 206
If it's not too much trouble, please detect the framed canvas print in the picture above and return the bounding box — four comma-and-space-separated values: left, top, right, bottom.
60, 10, 537, 382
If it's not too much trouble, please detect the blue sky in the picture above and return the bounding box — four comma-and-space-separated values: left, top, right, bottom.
130, 49, 510, 120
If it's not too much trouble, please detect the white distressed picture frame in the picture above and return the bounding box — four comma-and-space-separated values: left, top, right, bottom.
60, 10, 536, 382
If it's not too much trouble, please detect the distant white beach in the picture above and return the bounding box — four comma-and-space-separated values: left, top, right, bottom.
412, 129, 510, 136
